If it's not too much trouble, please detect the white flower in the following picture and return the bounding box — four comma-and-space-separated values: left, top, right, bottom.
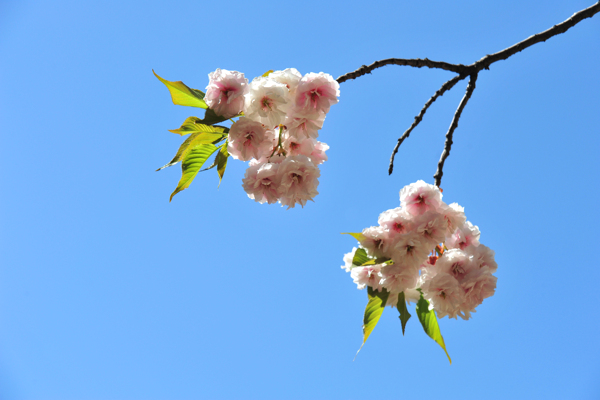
205, 69, 248, 118
269, 68, 302, 97
341, 247, 358, 272
245, 77, 290, 128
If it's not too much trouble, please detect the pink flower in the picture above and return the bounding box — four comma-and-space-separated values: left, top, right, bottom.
446, 221, 481, 250
295, 72, 340, 114
227, 118, 275, 161
471, 244, 498, 273
276, 155, 320, 209
391, 231, 430, 268
241, 161, 281, 204
284, 111, 325, 139
360, 226, 393, 259
399, 180, 443, 216
309, 141, 329, 165
378, 208, 414, 245
380, 263, 420, 293
440, 202, 467, 232
421, 273, 465, 319
414, 211, 448, 247
458, 266, 497, 320
434, 248, 476, 283
282, 133, 315, 158
205, 69, 248, 118
351, 264, 383, 290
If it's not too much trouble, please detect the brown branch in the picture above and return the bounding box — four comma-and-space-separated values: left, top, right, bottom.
336, 58, 468, 83
471, 1, 600, 71
388, 74, 466, 175
337, 2, 599, 180
433, 73, 478, 187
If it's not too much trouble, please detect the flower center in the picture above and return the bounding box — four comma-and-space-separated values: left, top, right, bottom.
261, 96, 274, 111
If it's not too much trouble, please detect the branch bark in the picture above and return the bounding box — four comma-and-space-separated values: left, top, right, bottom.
470, 2, 600, 71
388, 74, 466, 175
336, 59, 468, 84
433, 73, 478, 187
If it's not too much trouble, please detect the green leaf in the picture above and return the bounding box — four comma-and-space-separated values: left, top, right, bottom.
197, 108, 232, 126
153, 70, 207, 109
356, 287, 390, 358
416, 292, 451, 364
216, 144, 229, 185
351, 248, 371, 267
396, 292, 411, 336
170, 143, 219, 201
156, 130, 226, 171
262, 70, 274, 77
341, 232, 366, 243
168, 117, 228, 136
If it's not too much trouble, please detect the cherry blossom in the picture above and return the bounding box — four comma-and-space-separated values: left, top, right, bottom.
205, 68, 248, 118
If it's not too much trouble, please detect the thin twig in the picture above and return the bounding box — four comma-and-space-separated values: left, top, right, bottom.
388, 74, 466, 175
336, 58, 468, 83
471, 1, 600, 71
433, 73, 478, 188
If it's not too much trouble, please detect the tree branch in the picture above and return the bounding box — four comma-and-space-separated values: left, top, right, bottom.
471, 1, 600, 71
433, 73, 478, 188
336, 58, 468, 83
388, 74, 466, 175
336, 2, 599, 182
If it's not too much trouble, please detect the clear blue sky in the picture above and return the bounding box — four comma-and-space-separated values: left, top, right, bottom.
1, 1, 599, 399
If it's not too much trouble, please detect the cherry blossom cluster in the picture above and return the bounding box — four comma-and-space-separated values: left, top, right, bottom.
341, 181, 497, 320
204, 68, 340, 208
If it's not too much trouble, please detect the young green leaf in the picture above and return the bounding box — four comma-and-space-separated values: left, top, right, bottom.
170, 143, 219, 201
156, 130, 226, 171
168, 117, 228, 136
396, 291, 411, 336
356, 287, 390, 358
416, 292, 451, 364
153, 70, 208, 109
216, 144, 229, 185
341, 232, 366, 243
351, 248, 371, 267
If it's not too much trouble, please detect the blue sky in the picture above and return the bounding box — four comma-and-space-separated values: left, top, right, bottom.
1, 0, 599, 399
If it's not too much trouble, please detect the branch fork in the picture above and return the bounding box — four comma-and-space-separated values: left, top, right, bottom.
336, 2, 600, 187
